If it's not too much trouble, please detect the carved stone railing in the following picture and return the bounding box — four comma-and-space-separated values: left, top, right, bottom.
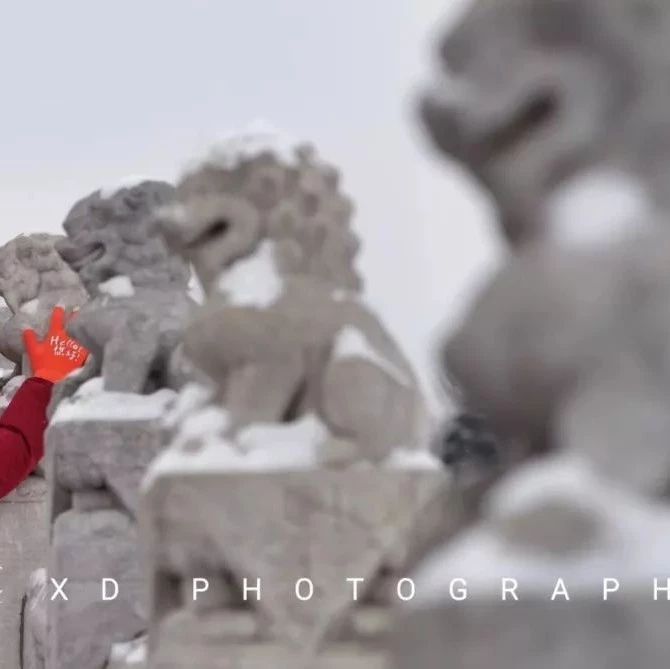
45, 384, 174, 669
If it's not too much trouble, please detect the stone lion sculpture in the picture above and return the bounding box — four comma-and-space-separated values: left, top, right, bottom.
158, 129, 427, 462
421, 0, 670, 247
55, 181, 195, 396
0, 234, 88, 368
421, 0, 670, 494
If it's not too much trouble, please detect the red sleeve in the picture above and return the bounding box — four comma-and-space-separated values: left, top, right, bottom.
0, 377, 53, 499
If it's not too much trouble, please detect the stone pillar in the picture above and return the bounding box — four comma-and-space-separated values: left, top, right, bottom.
45, 387, 174, 669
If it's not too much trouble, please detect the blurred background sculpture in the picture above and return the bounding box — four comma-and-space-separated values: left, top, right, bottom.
421, 0, 670, 484
392, 1, 670, 668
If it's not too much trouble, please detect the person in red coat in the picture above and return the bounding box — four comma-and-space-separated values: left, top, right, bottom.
0, 306, 88, 498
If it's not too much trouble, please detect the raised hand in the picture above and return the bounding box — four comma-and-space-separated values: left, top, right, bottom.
22, 307, 89, 383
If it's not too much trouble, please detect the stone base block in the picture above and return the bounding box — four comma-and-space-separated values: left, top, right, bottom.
48, 508, 146, 669
47, 414, 165, 519
151, 640, 385, 669
143, 468, 451, 665
152, 607, 389, 668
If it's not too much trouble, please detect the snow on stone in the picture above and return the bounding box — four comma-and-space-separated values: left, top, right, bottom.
65, 366, 85, 380
99, 275, 135, 298
52, 376, 176, 423
155, 201, 187, 226
333, 326, 411, 387
236, 413, 328, 463
145, 438, 238, 488
188, 268, 205, 304
108, 636, 147, 666
147, 413, 328, 486
546, 168, 653, 247
216, 240, 282, 308
20, 298, 39, 314
488, 454, 605, 520
147, 406, 437, 486
410, 454, 670, 608
28, 567, 46, 590
26, 567, 48, 613
188, 120, 304, 174
162, 382, 214, 432
384, 448, 442, 470
331, 289, 357, 302
99, 175, 152, 199
172, 405, 230, 452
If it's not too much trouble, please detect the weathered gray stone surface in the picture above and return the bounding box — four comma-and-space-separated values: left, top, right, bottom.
143, 469, 450, 666
393, 455, 670, 668
0, 477, 48, 669
107, 635, 147, 669
47, 408, 171, 519
158, 134, 427, 462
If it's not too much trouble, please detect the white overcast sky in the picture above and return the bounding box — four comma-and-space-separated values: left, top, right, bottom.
0, 0, 501, 411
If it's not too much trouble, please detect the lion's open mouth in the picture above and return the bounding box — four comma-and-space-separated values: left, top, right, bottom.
58, 241, 105, 272
473, 90, 559, 163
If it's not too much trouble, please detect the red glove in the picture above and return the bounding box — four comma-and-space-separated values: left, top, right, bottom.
22, 307, 89, 383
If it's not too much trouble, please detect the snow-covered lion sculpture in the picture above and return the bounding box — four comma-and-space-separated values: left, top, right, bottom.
157, 127, 427, 463
54, 180, 195, 397
420, 0, 670, 492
